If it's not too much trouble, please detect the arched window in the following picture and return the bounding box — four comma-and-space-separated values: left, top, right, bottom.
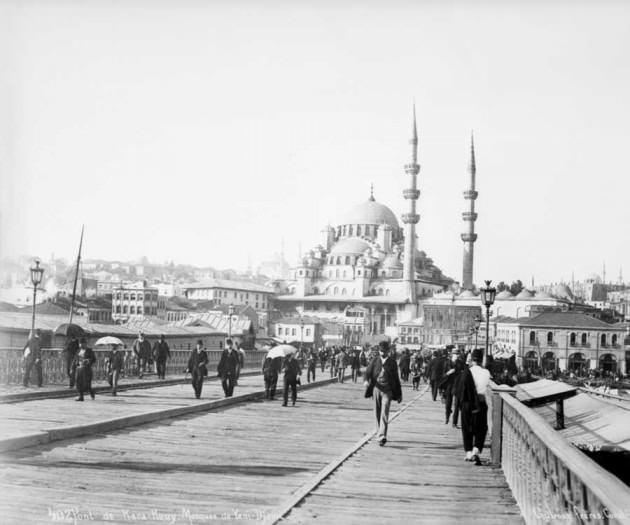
138, 294, 143, 301
343, 270, 347, 278
123, 293, 129, 301
334, 287, 339, 295
348, 225, 353, 236
601, 334, 607, 347
122, 306, 128, 314
130, 294, 136, 301
335, 269, 340, 278
570, 333, 576, 346
137, 306, 143, 315
581, 333, 587, 346
351, 289, 356, 295
336, 256, 342, 265
345, 256, 350, 265
378, 288, 383, 296
612, 334, 618, 346
357, 225, 362, 236
385, 289, 390, 296
529, 331, 536, 345
130, 306, 135, 315
547, 332, 553, 345
342, 288, 347, 295
116, 306, 121, 314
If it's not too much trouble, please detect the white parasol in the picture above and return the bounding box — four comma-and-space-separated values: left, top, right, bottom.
94, 336, 124, 347
266, 344, 297, 359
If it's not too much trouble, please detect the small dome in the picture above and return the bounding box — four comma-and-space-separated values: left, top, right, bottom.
340, 199, 399, 229
516, 288, 534, 299
382, 254, 402, 268
330, 238, 371, 255
496, 290, 514, 299
551, 284, 575, 301
458, 290, 476, 298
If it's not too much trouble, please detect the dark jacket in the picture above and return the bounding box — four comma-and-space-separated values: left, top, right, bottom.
218, 349, 239, 377
153, 340, 171, 360
428, 356, 447, 381
263, 356, 282, 379
187, 349, 208, 375
74, 347, 96, 368
283, 358, 302, 381
454, 366, 480, 411
133, 338, 152, 359
364, 356, 402, 402
107, 350, 125, 372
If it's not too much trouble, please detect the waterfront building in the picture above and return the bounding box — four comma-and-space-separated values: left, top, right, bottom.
112, 282, 159, 322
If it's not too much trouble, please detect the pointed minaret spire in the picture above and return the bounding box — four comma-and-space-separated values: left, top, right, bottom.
461, 133, 479, 290
369, 183, 375, 201
402, 104, 421, 303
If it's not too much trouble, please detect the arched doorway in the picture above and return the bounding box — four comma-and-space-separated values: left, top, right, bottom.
599, 354, 617, 374
568, 352, 587, 375
541, 352, 556, 372
523, 351, 538, 371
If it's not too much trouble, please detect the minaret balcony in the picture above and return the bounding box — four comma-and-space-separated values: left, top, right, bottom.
461, 233, 478, 242
404, 163, 420, 175
461, 212, 478, 221
463, 190, 478, 200
403, 189, 420, 200
401, 213, 420, 224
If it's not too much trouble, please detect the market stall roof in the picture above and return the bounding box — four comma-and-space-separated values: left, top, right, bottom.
516, 379, 578, 407
532, 392, 630, 452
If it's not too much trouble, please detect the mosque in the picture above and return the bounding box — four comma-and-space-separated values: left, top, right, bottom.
275, 109, 478, 340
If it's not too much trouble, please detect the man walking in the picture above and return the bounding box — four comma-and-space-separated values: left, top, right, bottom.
218, 338, 239, 397
74, 337, 96, 401
186, 340, 208, 399
62, 335, 79, 388
364, 341, 402, 446
106, 344, 125, 396
456, 348, 490, 465
263, 355, 282, 400
132, 332, 152, 378
22, 329, 43, 388
336, 347, 348, 383
350, 349, 361, 383
282, 352, 302, 406
306, 349, 317, 383
440, 348, 465, 427
152, 334, 171, 379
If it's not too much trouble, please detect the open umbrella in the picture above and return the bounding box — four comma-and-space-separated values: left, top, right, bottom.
54, 323, 85, 338
267, 344, 297, 359
94, 336, 124, 346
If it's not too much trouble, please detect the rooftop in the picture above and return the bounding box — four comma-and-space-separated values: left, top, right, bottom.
182, 278, 275, 294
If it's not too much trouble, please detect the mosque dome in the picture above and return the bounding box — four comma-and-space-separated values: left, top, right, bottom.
330, 237, 371, 255
516, 289, 534, 299
340, 199, 399, 229
496, 290, 514, 300
458, 290, 476, 298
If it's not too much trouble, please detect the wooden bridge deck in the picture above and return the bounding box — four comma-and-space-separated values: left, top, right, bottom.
0, 379, 523, 524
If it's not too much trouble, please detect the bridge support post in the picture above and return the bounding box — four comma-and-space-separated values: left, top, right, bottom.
489, 384, 517, 466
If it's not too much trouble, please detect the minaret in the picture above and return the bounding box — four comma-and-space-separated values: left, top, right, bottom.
402, 106, 421, 303
461, 133, 478, 290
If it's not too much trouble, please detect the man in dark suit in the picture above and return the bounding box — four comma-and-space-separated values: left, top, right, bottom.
74, 337, 96, 401
218, 338, 240, 397
364, 341, 402, 446
440, 348, 465, 426
63, 335, 79, 388
152, 334, 171, 379
282, 352, 302, 406
263, 355, 282, 400
22, 329, 43, 388
428, 350, 448, 401
186, 340, 208, 399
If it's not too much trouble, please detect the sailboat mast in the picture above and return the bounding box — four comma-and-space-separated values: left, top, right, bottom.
68, 225, 84, 325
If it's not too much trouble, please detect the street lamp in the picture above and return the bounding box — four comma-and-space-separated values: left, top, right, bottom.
480, 280, 496, 367
228, 305, 234, 337
29, 260, 45, 334
300, 316, 304, 351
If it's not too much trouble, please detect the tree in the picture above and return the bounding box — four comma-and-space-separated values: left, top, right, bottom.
496, 281, 509, 292
509, 280, 524, 296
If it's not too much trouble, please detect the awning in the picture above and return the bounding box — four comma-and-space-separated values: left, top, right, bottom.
532, 392, 630, 452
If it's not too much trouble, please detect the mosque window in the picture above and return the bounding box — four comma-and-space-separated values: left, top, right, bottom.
336, 256, 342, 265
335, 269, 340, 278
601, 334, 607, 347
345, 256, 350, 265
342, 288, 347, 295
334, 287, 339, 295
547, 332, 554, 345
612, 334, 618, 346
581, 333, 587, 346
348, 225, 353, 236
529, 331, 536, 345
357, 225, 362, 236
570, 333, 576, 346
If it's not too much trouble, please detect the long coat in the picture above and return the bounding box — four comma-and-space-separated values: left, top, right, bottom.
187, 349, 208, 375
217, 349, 239, 378
364, 356, 402, 402
74, 347, 96, 393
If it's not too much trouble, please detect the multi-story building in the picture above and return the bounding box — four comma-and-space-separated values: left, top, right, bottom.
112, 282, 159, 322
274, 316, 322, 349
494, 312, 627, 374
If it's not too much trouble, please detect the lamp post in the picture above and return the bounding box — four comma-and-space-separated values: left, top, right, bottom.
228, 305, 234, 338
480, 280, 496, 367
300, 316, 304, 351
29, 260, 45, 335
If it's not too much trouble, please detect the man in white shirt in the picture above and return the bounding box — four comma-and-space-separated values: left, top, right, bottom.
467, 349, 490, 465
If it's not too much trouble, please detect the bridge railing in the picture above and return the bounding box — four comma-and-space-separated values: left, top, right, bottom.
0, 347, 268, 385
489, 383, 630, 525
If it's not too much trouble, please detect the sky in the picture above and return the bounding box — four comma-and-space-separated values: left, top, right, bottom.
1, 0, 629, 286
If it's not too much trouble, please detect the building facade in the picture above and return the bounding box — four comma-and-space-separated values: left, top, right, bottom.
112, 283, 159, 322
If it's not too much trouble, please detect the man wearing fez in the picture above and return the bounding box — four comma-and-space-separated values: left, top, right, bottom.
132, 331, 152, 378
364, 341, 402, 446
186, 340, 208, 399
218, 338, 240, 397
22, 329, 43, 388
456, 348, 491, 465
152, 334, 171, 380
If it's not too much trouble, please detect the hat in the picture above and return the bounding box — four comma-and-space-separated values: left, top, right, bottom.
378, 341, 390, 353
471, 348, 484, 363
